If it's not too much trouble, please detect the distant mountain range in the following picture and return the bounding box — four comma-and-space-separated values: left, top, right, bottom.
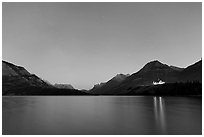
54, 84, 74, 89
89, 60, 202, 95
2, 60, 202, 96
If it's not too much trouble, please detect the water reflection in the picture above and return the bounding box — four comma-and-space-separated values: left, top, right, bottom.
153, 97, 166, 134
3, 96, 202, 135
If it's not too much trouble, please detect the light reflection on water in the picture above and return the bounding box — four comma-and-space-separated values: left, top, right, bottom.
154, 97, 166, 134
2, 96, 202, 135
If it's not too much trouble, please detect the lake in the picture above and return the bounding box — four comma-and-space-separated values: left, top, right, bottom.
2, 96, 202, 135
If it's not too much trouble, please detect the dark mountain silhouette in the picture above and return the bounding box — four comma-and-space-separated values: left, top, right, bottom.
54, 84, 74, 89
2, 61, 87, 95
90, 74, 129, 94
89, 60, 202, 95
179, 60, 202, 82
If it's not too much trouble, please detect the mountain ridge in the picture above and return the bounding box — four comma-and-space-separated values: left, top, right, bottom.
89, 59, 202, 95
2, 59, 202, 95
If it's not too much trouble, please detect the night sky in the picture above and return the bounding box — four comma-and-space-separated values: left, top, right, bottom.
3, 2, 201, 89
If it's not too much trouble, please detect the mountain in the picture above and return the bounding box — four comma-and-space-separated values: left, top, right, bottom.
89, 74, 129, 94
2, 61, 88, 95
179, 60, 202, 82
113, 60, 180, 93
3, 61, 51, 94
90, 60, 202, 95
91, 82, 106, 91
54, 84, 74, 89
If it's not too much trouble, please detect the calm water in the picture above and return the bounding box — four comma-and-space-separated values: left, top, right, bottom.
2, 96, 202, 135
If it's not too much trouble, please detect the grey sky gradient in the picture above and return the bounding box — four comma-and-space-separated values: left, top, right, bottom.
3, 2, 201, 89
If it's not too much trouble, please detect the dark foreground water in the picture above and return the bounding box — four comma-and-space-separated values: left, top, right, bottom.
2, 96, 202, 135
